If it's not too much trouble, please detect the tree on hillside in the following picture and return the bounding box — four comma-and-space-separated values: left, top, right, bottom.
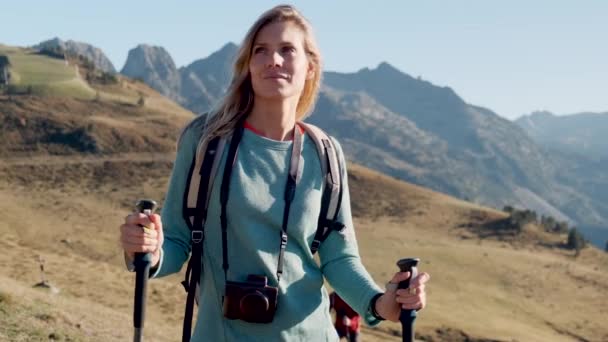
567, 228, 586, 257
555, 221, 569, 234
0, 55, 10, 87
541, 215, 555, 230
508, 208, 538, 233
137, 92, 146, 107
541, 215, 570, 234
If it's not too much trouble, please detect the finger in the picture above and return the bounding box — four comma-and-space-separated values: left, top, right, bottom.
402, 300, 423, 310
121, 224, 158, 239
396, 284, 425, 297
390, 271, 411, 284
149, 214, 163, 233
121, 237, 157, 249
125, 213, 153, 228
402, 295, 426, 310
121, 235, 158, 247
122, 242, 158, 254
121, 234, 159, 247
410, 272, 431, 287
395, 293, 424, 304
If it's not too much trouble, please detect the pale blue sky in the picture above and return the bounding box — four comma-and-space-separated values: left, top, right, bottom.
3, 0, 607, 119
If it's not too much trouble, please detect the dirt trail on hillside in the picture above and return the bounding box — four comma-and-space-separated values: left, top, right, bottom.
0, 152, 175, 167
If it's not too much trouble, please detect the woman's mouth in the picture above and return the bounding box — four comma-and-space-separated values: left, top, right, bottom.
264, 73, 289, 80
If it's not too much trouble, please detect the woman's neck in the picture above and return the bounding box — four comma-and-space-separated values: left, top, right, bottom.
247, 99, 298, 141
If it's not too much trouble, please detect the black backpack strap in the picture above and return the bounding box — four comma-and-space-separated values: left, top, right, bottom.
299, 123, 344, 254
180, 133, 226, 342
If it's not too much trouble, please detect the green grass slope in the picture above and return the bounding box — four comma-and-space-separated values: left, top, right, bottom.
0, 45, 95, 99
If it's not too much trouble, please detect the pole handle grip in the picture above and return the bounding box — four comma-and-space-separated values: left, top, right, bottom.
396, 257, 420, 342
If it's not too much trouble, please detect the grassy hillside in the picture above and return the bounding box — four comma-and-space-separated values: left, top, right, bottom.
0, 51, 606, 340
0, 45, 95, 99
0, 149, 606, 341
0, 45, 190, 116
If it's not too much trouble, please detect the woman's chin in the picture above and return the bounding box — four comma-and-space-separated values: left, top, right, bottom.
255, 88, 298, 101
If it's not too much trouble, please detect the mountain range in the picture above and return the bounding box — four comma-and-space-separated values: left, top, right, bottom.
1, 40, 607, 341
516, 110, 608, 161
30, 38, 608, 247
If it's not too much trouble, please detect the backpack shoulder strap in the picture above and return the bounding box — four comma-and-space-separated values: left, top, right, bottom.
183, 135, 226, 230
180, 115, 228, 342
299, 122, 345, 254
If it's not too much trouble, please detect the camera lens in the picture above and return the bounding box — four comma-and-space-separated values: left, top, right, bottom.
240, 290, 269, 316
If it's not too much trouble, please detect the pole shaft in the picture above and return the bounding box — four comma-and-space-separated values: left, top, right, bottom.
132, 200, 157, 342
133, 254, 151, 330
134, 328, 143, 342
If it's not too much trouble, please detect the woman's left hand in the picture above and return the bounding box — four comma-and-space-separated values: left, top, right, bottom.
374, 271, 431, 322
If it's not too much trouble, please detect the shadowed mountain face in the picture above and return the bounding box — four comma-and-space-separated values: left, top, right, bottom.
33, 38, 116, 73
515, 111, 608, 245
179, 43, 237, 114
119, 44, 608, 244
323, 63, 476, 149
120, 44, 183, 103
516, 110, 608, 161
313, 66, 596, 223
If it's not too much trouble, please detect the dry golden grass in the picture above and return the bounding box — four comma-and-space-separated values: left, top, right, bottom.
0, 156, 607, 341
1, 80, 607, 340
91, 76, 192, 119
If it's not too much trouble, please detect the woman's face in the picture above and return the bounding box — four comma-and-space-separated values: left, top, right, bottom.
249, 21, 314, 102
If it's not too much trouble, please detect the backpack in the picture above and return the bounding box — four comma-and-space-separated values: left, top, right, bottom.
179, 119, 345, 342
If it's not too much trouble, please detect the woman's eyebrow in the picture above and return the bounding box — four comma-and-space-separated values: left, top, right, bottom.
253, 41, 295, 47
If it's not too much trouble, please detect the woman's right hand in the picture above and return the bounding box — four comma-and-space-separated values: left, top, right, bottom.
120, 212, 164, 268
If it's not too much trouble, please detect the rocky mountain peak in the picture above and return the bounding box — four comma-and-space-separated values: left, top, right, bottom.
121, 44, 181, 100
33, 37, 116, 73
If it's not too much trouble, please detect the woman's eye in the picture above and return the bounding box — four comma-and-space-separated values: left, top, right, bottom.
281, 46, 296, 54
253, 47, 266, 54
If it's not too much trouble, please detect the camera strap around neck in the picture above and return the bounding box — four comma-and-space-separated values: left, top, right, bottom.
219, 119, 304, 283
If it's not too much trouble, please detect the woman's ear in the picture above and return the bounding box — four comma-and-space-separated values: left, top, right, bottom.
306, 63, 315, 80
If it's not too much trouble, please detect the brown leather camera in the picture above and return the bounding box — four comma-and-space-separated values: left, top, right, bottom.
223, 274, 278, 323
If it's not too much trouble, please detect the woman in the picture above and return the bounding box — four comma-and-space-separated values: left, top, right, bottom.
120, 4, 430, 341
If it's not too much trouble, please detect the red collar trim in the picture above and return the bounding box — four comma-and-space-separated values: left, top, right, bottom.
243, 121, 305, 141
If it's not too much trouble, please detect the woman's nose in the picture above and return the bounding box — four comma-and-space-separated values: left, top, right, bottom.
266, 51, 283, 68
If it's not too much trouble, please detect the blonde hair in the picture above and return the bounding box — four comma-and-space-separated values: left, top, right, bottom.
193, 4, 322, 147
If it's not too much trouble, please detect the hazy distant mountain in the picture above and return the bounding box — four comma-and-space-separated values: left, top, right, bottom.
33, 37, 116, 73
120, 44, 183, 102
120, 43, 608, 245
314, 65, 581, 223
317, 64, 608, 232
179, 42, 237, 114
323, 63, 478, 149
516, 110, 608, 160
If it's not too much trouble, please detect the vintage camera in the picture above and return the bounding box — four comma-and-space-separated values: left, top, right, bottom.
223, 274, 278, 323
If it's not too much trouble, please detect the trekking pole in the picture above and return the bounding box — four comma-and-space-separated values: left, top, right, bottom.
397, 258, 420, 342
133, 199, 157, 342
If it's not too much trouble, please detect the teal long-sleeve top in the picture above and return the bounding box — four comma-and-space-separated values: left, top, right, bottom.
152, 117, 383, 341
